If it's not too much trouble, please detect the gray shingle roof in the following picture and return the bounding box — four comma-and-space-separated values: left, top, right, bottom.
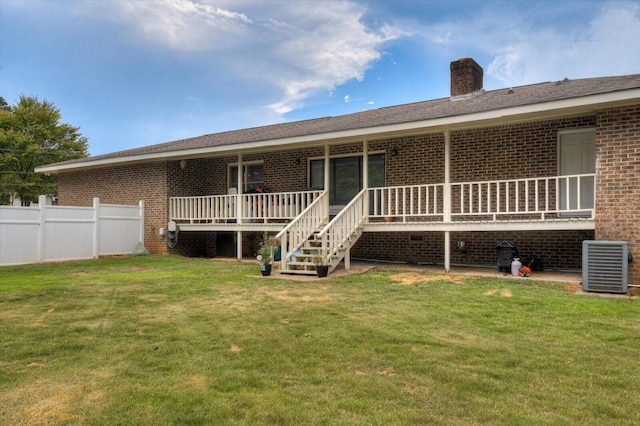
47, 73, 640, 168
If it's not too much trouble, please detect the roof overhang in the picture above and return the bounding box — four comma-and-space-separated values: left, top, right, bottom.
36, 88, 640, 175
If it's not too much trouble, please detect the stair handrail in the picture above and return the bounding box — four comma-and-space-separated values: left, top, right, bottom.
316, 188, 368, 267
275, 191, 329, 270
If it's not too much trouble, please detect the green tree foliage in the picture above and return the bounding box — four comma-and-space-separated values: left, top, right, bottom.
0, 97, 11, 112
0, 95, 88, 205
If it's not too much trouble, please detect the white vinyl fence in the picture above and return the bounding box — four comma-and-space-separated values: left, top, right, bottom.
0, 195, 144, 266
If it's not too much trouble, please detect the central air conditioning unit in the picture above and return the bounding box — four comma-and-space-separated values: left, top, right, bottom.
582, 240, 628, 294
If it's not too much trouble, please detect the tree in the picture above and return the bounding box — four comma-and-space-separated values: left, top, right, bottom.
0, 95, 88, 205
0, 97, 11, 112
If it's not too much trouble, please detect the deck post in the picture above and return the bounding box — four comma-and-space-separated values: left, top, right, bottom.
324, 143, 330, 194
444, 130, 451, 223
444, 231, 451, 272
363, 139, 369, 222
280, 231, 287, 271
237, 153, 243, 224
237, 153, 243, 260
344, 238, 351, 271
444, 130, 451, 272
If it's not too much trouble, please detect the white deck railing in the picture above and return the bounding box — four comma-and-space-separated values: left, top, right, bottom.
170, 194, 236, 222
450, 173, 595, 220
170, 174, 594, 226
368, 184, 444, 220
365, 174, 594, 222
170, 190, 322, 223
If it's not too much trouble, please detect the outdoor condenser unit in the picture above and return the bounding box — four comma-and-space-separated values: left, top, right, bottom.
582, 240, 628, 294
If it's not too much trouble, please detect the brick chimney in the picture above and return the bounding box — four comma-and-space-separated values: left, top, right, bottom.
450, 58, 483, 97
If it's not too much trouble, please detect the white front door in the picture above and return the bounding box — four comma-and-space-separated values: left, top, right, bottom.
559, 130, 595, 215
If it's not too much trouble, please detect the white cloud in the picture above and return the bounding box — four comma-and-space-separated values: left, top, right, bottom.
486, 3, 640, 86
96, 0, 254, 51
402, 1, 640, 88
85, 0, 399, 115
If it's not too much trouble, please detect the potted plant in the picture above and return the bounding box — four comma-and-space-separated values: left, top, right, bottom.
256, 232, 273, 276
312, 248, 331, 278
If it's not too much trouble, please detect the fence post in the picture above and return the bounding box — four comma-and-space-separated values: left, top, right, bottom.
93, 197, 100, 259
138, 200, 145, 244
38, 195, 47, 262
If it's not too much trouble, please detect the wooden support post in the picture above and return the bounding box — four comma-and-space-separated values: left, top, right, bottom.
280, 232, 287, 271
344, 239, 351, 271
363, 139, 369, 222
237, 153, 243, 224
324, 144, 330, 195
236, 153, 244, 261
444, 130, 451, 223
444, 231, 451, 272
444, 130, 451, 273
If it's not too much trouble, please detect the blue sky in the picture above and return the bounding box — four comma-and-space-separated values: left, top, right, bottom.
1, 0, 639, 156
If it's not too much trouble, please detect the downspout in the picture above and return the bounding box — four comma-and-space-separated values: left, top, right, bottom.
237, 153, 243, 261
444, 130, 451, 272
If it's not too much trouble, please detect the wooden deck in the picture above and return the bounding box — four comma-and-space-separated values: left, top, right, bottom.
169, 175, 596, 274
174, 216, 594, 232
170, 174, 596, 233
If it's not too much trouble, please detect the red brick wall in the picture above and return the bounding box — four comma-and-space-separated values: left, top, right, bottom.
371, 134, 445, 185
58, 162, 170, 254
450, 117, 596, 181
352, 231, 592, 270
595, 105, 640, 284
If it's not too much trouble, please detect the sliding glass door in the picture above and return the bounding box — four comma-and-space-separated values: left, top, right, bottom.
310, 153, 385, 209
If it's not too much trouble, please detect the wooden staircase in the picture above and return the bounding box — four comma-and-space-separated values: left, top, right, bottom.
280, 225, 363, 275
280, 227, 329, 275
279, 189, 368, 277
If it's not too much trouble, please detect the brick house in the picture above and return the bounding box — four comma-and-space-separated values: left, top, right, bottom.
36, 58, 640, 283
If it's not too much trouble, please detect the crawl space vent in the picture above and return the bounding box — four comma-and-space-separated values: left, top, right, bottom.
582, 241, 628, 294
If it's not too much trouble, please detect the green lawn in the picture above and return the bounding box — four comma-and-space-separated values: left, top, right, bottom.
1, 256, 638, 425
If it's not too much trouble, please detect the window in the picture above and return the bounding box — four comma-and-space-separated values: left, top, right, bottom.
310, 153, 385, 205
229, 162, 264, 192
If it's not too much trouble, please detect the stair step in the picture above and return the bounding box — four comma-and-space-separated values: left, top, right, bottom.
287, 261, 315, 267
279, 217, 365, 277
280, 269, 318, 276
293, 254, 315, 259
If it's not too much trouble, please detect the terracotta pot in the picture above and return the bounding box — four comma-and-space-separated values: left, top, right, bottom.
384, 216, 395, 222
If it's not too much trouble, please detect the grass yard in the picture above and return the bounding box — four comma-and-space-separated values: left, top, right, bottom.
1, 255, 639, 425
